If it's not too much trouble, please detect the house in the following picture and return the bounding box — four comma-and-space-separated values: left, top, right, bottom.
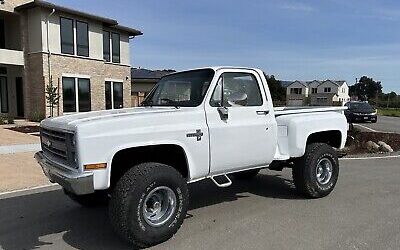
0, 0, 142, 119
286, 79, 350, 106
131, 68, 175, 107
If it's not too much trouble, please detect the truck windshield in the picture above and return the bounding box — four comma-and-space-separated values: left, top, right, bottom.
142, 69, 215, 107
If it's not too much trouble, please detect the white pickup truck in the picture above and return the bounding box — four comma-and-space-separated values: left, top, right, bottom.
35, 67, 348, 248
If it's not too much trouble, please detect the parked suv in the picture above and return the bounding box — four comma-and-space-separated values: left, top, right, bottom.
344, 101, 377, 123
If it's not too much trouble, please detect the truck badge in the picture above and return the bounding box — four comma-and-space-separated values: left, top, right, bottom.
43, 138, 52, 147
186, 129, 203, 141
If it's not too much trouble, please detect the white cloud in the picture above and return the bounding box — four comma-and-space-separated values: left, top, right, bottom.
279, 2, 316, 12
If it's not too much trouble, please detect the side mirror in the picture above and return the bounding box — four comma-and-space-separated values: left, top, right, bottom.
227, 92, 248, 106
217, 107, 228, 120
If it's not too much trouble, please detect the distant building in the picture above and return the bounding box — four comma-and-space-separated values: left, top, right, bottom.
131, 68, 175, 106
285, 80, 350, 106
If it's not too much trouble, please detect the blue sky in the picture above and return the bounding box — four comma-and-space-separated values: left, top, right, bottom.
52, 0, 400, 93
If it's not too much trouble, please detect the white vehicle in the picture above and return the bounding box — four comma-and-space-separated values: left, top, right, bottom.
35, 67, 348, 247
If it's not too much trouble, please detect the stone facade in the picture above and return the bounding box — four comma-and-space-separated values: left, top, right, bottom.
49, 54, 131, 116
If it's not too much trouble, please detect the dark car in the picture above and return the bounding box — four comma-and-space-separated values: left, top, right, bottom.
344, 102, 377, 123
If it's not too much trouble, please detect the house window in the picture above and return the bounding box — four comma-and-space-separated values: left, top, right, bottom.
60, 17, 74, 55
324, 87, 331, 93
0, 19, 5, 49
0, 76, 8, 113
105, 81, 123, 109
111, 32, 120, 63
103, 31, 110, 61
76, 21, 89, 57
290, 88, 302, 95
312, 88, 317, 94
62, 77, 91, 113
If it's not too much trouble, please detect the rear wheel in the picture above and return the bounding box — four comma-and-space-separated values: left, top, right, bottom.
292, 143, 339, 198
109, 162, 189, 248
232, 169, 260, 180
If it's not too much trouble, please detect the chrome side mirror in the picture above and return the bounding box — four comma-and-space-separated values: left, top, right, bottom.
217, 107, 228, 120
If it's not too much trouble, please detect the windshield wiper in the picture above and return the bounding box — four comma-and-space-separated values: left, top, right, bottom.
160, 98, 180, 108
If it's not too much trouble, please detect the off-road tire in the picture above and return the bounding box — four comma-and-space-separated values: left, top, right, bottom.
109, 162, 189, 248
64, 189, 109, 207
292, 143, 339, 198
232, 169, 260, 180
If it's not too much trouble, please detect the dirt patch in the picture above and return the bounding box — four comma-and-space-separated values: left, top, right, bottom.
346, 130, 400, 154
7, 126, 40, 134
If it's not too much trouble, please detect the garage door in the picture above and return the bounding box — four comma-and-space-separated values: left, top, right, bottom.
288, 99, 303, 106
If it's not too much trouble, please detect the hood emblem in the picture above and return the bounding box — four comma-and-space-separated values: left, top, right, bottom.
43, 138, 52, 147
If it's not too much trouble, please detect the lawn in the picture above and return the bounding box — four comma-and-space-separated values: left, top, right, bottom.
377, 108, 400, 117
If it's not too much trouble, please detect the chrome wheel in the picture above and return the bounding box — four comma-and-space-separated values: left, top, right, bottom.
315, 158, 333, 185
142, 186, 177, 227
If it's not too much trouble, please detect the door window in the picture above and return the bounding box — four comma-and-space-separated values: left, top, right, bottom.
210, 72, 263, 107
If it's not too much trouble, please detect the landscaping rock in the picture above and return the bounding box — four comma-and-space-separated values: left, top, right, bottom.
366, 141, 380, 153
377, 141, 394, 153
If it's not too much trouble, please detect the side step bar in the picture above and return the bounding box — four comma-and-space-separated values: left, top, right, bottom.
210, 174, 232, 188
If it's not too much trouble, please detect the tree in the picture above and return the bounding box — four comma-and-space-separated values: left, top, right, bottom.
349, 76, 382, 101
45, 77, 60, 117
264, 74, 286, 102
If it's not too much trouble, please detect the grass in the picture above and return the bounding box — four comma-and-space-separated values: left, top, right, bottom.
377, 108, 400, 117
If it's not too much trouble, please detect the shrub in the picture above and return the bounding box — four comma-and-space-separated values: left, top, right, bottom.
7, 116, 14, 124
30, 110, 45, 122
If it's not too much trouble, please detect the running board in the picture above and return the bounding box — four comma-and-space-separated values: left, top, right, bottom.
210, 174, 232, 188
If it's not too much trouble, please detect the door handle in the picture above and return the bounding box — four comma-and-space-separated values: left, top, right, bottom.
256, 110, 269, 115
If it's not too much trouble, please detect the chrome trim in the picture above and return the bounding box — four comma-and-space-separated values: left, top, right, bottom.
35, 151, 94, 195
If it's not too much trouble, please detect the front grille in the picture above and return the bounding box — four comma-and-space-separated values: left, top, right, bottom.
41, 128, 76, 168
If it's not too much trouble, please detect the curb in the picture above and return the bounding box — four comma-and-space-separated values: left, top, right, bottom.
0, 184, 60, 200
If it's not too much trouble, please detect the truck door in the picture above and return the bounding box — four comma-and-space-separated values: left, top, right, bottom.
205, 69, 277, 175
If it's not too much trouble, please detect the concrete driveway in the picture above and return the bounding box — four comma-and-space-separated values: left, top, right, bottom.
355, 115, 400, 133
0, 156, 399, 250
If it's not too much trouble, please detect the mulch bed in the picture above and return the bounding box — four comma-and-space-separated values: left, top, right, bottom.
346, 131, 400, 154
7, 125, 40, 134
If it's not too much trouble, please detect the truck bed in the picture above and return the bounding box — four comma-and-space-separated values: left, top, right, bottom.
274, 106, 347, 116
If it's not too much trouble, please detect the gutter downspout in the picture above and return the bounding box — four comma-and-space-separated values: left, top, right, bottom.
46, 8, 55, 116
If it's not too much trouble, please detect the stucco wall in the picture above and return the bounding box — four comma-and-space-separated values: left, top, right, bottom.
0, 0, 31, 13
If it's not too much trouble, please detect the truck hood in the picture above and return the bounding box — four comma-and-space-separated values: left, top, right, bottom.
41, 107, 180, 132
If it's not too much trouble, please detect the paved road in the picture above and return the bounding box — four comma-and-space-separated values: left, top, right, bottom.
0, 157, 399, 250
355, 115, 400, 133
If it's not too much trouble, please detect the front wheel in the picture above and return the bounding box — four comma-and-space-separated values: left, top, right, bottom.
292, 143, 339, 198
109, 162, 189, 248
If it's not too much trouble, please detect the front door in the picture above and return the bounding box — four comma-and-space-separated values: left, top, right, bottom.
16, 77, 24, 117
205, 70, 277, 175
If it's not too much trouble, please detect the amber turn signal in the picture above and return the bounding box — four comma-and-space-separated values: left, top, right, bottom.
84, 163, 107, 170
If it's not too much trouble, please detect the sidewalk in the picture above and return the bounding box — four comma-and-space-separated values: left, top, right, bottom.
0, 123, 48, 192
0, 124, 40, 146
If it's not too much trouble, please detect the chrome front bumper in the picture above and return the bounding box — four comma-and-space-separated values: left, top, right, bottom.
34, 151, 94, 195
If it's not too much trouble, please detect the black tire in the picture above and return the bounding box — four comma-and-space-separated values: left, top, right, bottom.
109, 162, 189, 248
232, 169, 260, 180
292, 143, 339, 198
64, 189, 109, 207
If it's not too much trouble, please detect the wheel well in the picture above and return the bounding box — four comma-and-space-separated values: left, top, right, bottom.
110, 144, 189, 188
306, 130, 342, 148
